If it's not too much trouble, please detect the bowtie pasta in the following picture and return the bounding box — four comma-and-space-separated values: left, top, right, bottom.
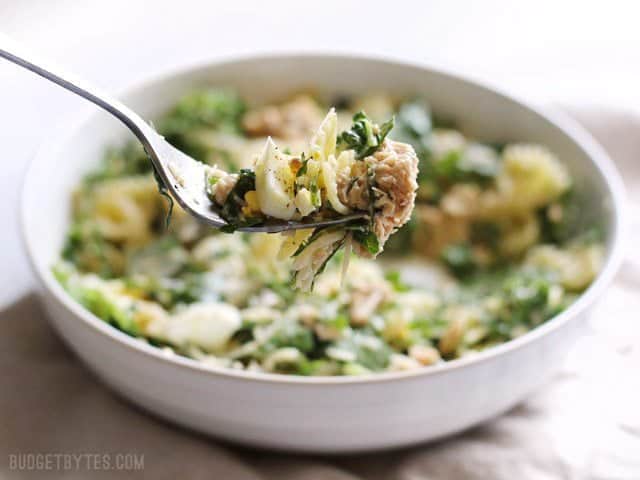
54, 90, 604, 376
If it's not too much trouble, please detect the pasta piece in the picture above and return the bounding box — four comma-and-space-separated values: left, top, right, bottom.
499, 213, 541, 257
480, 144, 571, 218
525, 243, 604, 291
309, 107, 338, 163
89, 176, 162, 246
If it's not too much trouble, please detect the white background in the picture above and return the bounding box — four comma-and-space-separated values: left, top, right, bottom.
1, 0, 640, 307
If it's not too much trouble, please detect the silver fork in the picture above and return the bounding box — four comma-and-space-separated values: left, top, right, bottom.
0, 39, 365, 233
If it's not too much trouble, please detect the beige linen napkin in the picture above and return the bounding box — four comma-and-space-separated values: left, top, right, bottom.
1, 109, 639, 480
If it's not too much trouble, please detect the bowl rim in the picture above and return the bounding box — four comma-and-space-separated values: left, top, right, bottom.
21, 51, 627, 386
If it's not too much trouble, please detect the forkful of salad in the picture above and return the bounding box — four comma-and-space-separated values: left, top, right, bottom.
204, 108, 419, 289
0, 37, 419, 290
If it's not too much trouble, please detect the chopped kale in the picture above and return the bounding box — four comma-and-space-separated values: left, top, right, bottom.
218, 169, 257, 227
298, 359, 341, 376
338, 111, 395, 159
124, 273, 203, 310
64, 282, 137, 335
159, 89, 246, 136
394, 99, 433, 144
433, 145, 499, 185
441, 242, 477, 276
158, 89, 246, 163
264, 281, 297, 306
61, 221, 121, 278
331, 332, 393, 371
434, 150, 462, 179
384, 270, 410, 292
538, 190, 580, 244
352, 229, 380, 256
326, 314, 349, 331
484, 272, 559, 340
266, 322, 315, 354
391, 98, 436, 198
84, 142, 152, 184
295, 152, 308, 178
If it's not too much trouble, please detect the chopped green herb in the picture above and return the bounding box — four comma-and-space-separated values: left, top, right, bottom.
353, 229, 380, 256
218, 169, 256, 225
158, 89, 246, 163
331, 332, 393, 371
338, 111, 395, 159
433, 146, 499, 185
84, 142, 151, 184
385, 270, 410, 292
159, 89, 246, 136
441, 243, 477, 276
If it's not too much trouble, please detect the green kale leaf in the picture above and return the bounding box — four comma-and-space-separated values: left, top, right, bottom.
338, 111, 395, 159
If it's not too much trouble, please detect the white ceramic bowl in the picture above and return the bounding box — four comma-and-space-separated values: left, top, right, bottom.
22, 54, 625, 453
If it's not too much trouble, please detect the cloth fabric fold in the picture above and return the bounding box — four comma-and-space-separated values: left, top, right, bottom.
1, 109, 639, 479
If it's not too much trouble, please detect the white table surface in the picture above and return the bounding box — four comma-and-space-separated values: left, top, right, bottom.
1, 0, 639, 307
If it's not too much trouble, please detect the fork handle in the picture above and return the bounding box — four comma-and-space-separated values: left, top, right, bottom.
0, 34, 158, 147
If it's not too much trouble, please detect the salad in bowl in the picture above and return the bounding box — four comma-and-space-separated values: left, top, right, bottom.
54, 89, 603, 376
22, 54, 623, 452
